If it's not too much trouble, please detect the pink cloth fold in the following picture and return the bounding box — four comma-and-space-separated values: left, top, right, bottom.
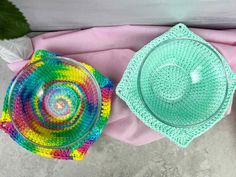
8, 25, 236, 146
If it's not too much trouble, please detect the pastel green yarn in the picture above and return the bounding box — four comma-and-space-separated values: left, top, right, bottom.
116, 24, 236, 147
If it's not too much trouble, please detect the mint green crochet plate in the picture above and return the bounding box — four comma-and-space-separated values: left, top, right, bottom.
116, 24, 236, 147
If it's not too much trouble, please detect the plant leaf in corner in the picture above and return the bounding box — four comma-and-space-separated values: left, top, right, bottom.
0, 0, 30, 40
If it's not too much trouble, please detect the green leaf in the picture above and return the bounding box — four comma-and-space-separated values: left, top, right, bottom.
0, 0, 30, 40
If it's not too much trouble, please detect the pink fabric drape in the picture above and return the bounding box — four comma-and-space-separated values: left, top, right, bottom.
8, 25, 236, 146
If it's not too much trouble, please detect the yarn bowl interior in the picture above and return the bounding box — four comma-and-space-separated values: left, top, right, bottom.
8, 57, 101, 148
138, 39, 229, 127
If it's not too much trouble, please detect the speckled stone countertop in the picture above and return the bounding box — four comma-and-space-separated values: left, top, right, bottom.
0, 59, 236, 177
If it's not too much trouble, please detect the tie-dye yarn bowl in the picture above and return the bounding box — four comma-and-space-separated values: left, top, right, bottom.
138, 39, 236, 127
8, 57, 101, 148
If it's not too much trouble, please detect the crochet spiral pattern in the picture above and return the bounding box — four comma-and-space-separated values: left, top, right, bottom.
0, 50, 113, 160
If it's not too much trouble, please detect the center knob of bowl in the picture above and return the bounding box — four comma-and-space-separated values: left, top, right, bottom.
42, 82, 82, 121
54, 98, 67, 111
152, 64, 190, 101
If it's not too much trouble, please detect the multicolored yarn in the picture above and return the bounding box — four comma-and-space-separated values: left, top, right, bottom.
0, 50, 113, 160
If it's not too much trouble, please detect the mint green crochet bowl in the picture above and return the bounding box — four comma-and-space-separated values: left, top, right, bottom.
138, 39, 229, 127
116, 24, 236, 147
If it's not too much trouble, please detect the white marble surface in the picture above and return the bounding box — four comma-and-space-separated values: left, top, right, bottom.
10, 0, 236, 31
1, 59, 236, 177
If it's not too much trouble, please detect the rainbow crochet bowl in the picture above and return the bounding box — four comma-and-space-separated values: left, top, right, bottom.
0, 50, 113, 160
